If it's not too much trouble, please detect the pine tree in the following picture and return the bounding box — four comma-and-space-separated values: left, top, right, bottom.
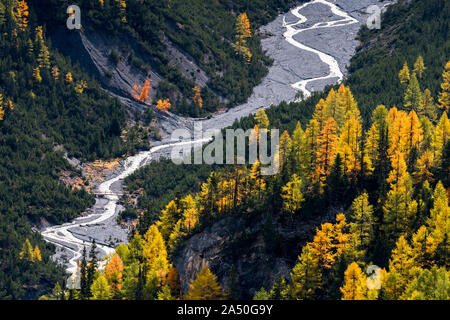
404, 73, 422, 112
86, 240, 98, 297
80, 246, 89, 299
253, 287, 270, 300
438, 61, 450, 113
279, 130, 292, 172
419, 88, 437, 122
185, 265, 224, 300
37, 45, 50, 69
302, 119, 320, 184
349, 193, 374, 252
226, 265, 240, 300
291, 121, 305, 175
383, 172, 417, 241
340, 262, 367, 300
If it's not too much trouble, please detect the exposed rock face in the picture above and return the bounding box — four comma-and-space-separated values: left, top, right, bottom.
173, 210, 336, 299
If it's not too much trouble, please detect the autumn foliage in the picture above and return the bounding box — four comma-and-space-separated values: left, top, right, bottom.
156, 98, 171, 112
132, 79, 151, 103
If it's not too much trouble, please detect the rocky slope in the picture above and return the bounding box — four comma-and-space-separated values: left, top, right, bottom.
173, 210, 337, 299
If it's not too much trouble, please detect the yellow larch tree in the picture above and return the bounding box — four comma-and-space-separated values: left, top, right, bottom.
33, 245, 42, 262
340, 262, 367, 300
132, 79, 151, 103
413, 56, 426, 79
249, 160, 266, 201
279, 130, 292, 171
290, 244, 322, 300
335, 84, 360, 128
438, 61, 450, 113
115, 0, 127, 23
324, 88, 337, 120
254, 109, 269, 129
32, 67, 42, 83
75, 80, 87, 94
185, 265, 224, 300
156, 98, 171, 112
338, 116, 363, 175
143, 225, 170, 283
401, 110, 423, 154
387, 107, 408, 157
192, 85, 203, 108
158, 200, 180, 241
424, 181, 449, 267
432, 112, 450, 162
281, 174, 304, 215
15, 0, 29, 32
398, 62, 411, 85
315, 118, 338, 186
51, 66, 60, 80
312, 98, 328, 130
414, 150, 434, 183
310, 214, 351, 269
183, 207, 199, 233
383, 235, 418, 300
65, 72, 73, 83
234, 13, 252, 63
105, 253, 124, 291
19, 239, 34, 262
